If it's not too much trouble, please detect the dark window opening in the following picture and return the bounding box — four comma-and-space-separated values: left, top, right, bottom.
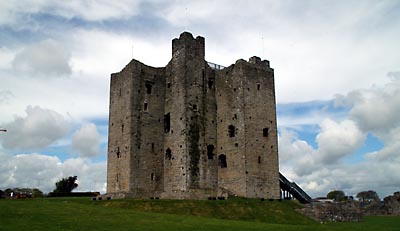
234, 114, 237, 119
202, 69, 205, 79
121, 124, 124, 133
258, 156, 261, 164
164, 113, 170, 133
151, 173, 155, 181
119, 88, 122, 96
207, 145, 215, 159
167, 83, 171, 88
233, 88, 236, 92
235, 143, 238, 147
145, 83, 152, 94
116, 147, 120, 158
116, 174, 119, 182
218, 154, 227, 168
151, 143, 154, 151
144, 102, 148, 111
166, 148, 172, 160
208, 78, 214, 89
257, 83, 261, 90
263, 128, 269, 137
228, 125, 236, 137
193, 104, 197, 110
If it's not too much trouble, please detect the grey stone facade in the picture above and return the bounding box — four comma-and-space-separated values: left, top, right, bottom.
106, 32, 280, 199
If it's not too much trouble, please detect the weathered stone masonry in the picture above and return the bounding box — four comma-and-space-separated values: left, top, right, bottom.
107, 32, 280, 199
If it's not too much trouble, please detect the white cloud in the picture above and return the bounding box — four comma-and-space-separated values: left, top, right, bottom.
0, 106, 69, 150
0, 152, 106, 193
0, 90, 13, 105
12, 39, 72, 77
70, 29, 171, 75
279, 128, 399, 198
346, 78, 400, 135
316, 119, 366, 164
1, 0, 400, 200
72, 123, 100, 158
0, 0, 144, 27
280, 76, 400, 198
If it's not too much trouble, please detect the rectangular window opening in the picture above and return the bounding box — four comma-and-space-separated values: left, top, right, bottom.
145, 83, 152, 94
164, 113, 171, 133
228, 125, 236, 137
263, 128, 269, 137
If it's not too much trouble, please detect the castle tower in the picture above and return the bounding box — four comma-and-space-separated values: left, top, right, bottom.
215, 57, 279, 198
106, 32, 280, 200
107, 58, 165, 198
162, 32, 218, 198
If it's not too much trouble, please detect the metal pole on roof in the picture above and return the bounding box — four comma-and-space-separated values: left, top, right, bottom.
0, 129, 6, 132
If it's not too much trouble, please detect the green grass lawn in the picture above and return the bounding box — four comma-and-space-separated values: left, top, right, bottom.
0, 197, 399, 231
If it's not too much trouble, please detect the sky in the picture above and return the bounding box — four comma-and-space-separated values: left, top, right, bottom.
0, 0, 400, 199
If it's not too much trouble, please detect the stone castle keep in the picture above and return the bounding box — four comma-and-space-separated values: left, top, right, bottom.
107, 32, 280, 199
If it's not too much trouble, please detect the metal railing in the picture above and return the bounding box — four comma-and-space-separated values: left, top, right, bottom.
207, 62, 225, 70
280, 172, 312, 204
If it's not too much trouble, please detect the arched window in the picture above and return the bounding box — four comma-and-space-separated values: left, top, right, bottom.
218, 154, 227, 168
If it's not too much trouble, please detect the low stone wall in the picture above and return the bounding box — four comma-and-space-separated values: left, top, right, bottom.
362, 192, 400, 215
298, 201, 362, 222
298, 192, 400, 222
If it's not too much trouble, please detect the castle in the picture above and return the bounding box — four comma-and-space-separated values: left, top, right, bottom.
106, 32, 280, 199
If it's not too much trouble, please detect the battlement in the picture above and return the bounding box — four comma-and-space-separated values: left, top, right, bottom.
172, 31, 205, 58
249, 56, 270, 68
107, 32, 279, 200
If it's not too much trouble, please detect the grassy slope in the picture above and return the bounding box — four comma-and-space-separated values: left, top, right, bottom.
100, 197, 314, 225
0, 198, 399, 231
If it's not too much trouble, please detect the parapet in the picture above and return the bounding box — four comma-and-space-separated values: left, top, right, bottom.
172, 31, 205, 58
249, 56, 270, 68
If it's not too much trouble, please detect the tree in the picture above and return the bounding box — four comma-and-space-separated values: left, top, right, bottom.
356, 190, 380, 203
32, 188, 44, 197
327, 190, 346, 201
53, 176, 78, 193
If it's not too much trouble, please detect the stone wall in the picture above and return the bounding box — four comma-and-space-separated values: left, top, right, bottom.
298, 201, 363, 222
107, 32, 280, 200
215, 58, 279, 199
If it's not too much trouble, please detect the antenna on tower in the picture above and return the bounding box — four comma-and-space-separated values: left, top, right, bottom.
184, 4, 189, 31
132, 43, 134, 60
261, 36, 265, 58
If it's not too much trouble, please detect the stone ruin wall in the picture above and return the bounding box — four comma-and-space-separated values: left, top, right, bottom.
107, 32, 280, 200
